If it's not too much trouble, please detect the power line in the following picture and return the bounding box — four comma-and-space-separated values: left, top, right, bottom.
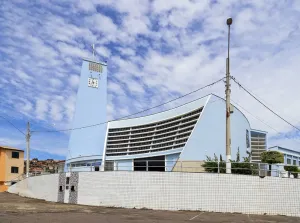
0, 102, 56, 133
231, 99, 300, 145
33, 77, 225, 133
0, 114, 26, 135
231, 77, 300, 132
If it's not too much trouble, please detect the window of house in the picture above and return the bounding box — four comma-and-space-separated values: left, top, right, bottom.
59, 186, 63, 192
12, 151, 19, 159
11, 166, 19, 173
66, 177, 70, 185
293, 160, 297, 165
287, 158, 291, 164
71, 186, 75, 191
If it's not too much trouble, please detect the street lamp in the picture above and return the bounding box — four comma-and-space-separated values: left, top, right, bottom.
225, 18, 232, 174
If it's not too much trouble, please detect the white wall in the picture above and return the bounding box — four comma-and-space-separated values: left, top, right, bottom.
78, 172, 300, 217
8, 174, 58, 202
7, 172, 300, 217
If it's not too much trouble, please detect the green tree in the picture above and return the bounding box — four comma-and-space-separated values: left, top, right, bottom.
236, 147, 240, 162
260, 151, 284, 164
261, 151, 284, 176
213, 153, 218, 162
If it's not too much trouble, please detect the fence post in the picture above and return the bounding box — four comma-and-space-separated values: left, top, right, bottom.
218, 161, 220, 174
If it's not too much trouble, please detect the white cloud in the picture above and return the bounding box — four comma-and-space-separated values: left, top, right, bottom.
0, 137, 24, 148
96, 46, 111, 58
108, 81, 126, 96
35, 98, 49, 120
50, 100, 63, 121
49, 78, 63, 88
85, 13, 118, 35
68, 75, 80, 88
56, 42, 90, 58
1, 0, 300, 158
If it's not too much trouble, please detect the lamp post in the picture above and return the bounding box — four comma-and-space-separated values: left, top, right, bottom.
225, 18, 232, 174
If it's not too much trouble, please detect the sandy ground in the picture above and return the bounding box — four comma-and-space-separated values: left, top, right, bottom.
0, 192, 299, 223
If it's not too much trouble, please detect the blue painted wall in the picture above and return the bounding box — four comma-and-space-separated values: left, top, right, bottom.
165, 153, 180, 171
269, 146, 300, 166
66, 58, 107, 164
115, 159, 133, 171
179, 95, 251, 161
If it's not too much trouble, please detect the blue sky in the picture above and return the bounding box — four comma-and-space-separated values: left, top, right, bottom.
1, 0, 300, 160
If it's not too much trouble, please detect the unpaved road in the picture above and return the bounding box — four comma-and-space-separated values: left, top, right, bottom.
0, 192, 299, 223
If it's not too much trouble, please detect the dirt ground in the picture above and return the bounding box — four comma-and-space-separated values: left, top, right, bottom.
0, 192, 299, 223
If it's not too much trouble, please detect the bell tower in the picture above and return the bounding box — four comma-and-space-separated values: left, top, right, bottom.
66, 57, 107, 168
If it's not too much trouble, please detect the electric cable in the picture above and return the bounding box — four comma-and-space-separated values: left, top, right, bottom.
0, 114, 26, 135
33, 77, 225, 133
231, 77, 300, 132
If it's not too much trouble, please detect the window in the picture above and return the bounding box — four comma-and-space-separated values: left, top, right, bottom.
293, 160, 296, 165
12, 151, 19, 159
287, 158, 291, 164
66, 177, 70, 185
105, 162, 114, 171
95, 166, 99, 171
59, 186, 63, 192
11, 166, 19, 173
71, 186, 75, 191
66, 186, 69, 190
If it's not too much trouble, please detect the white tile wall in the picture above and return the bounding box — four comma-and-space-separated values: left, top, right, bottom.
78, 172, 300, 217
8, 172, 300, 217
8, 174, 59, 202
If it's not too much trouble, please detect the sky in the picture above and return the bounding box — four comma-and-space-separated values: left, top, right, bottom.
0, 0, 300, 160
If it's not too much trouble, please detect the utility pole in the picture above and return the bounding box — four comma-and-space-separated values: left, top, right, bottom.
26, 122, 31, 177
225, 18, 233, 174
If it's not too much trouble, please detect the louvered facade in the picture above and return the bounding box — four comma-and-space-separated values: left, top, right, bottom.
106, 108, 202, 157
66, 58, 267, 172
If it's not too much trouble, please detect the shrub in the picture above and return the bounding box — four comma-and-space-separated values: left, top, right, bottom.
202, 154, 225, 173
202, 149, 255, 175
284, 165, 299, 178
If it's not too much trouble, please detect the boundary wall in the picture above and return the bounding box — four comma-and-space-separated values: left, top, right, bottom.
8, 172, 300, 217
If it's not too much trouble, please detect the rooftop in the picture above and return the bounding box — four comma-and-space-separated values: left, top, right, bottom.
0, 145, 24, 152
269, 146, 300, 154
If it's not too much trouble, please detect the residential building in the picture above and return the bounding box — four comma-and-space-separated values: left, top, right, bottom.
0, 146, 24, 192
24, 158, 65, 175
250, 130, 267, 162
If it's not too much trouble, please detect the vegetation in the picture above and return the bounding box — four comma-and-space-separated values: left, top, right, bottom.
284, 165, 299, 178
202, 154, 225, 173
202, 148, 257, 175
260, 151, 284, 164
260, 151, 284, 176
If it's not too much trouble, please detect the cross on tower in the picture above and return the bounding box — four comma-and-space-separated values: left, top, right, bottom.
91, 43, 95, 59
